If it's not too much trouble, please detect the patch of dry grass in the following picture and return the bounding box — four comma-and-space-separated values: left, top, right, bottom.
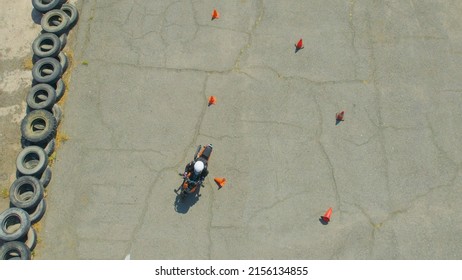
31, 224, 43, 259
52, 47, 73, 158
56, 131, 69, 149
48, 131, 70, 167
58, 49, 75, 106
0, 187, 8, 199
48, 151, 57, 166
33, 223, 42, 233
23, 57, 33, 70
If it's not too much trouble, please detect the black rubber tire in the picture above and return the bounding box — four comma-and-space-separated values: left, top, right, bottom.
0, 241, 31, 260
20, 109, 57, 145
44, 138, 55, 156
18, 227, 37, 251
31, 54, 41, 64
41, 9, 69, 34
27, 83, 57, 111
21, 137, 55, 156
0, 208, 31, 242
32, 33, 61, 58
40, 166, 52, 188
59, 33, 67, 50
32, 57, 62, 84
53, 78, 65, 101
57, 52, 68, 73
9, 176, 44, 210
32, 0, 62, 13
61, 3, 79, 29
16, 146, 48, 177
52, 104, 63, 125
26, 199, 46, 225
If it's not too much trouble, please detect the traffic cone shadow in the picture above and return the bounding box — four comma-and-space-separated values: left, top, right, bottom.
335, 111, 344, 125
319, 217, 328, 225
320, 207, 332, 225
295, 39, 304, 53
214, 177, 226, 189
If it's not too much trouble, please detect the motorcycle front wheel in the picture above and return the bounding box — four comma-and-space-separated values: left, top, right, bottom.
193, 145, 202, 160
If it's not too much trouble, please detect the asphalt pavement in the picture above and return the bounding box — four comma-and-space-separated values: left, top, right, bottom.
37, 0, 462, 259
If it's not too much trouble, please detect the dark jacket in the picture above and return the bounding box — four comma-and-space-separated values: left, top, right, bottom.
184, 159, 209, 181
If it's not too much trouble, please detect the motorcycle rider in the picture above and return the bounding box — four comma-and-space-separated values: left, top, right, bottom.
183, 160, 209, 187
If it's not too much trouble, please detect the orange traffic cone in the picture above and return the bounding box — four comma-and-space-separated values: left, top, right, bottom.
208, 96, 216, 106
295, 38, 304, 52
214, 177, 226, 188
212, 9, 220, 20
321, 207, 332, 223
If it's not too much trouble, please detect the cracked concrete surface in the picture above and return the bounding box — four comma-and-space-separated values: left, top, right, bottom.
37, 0, 462, 259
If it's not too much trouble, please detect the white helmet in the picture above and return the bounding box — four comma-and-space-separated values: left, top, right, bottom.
194, 161, 205, 175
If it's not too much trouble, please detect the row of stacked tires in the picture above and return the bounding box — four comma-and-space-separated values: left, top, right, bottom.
0, 0, 78, 260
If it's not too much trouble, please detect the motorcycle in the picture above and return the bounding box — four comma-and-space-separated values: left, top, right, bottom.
176, 144, 213, 199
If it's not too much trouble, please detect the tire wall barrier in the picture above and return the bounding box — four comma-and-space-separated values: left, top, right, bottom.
0, 0, 79, 260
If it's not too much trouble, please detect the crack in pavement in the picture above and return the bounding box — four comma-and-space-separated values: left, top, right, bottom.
364, 9, 392, 216
124, 166, 174, 259
159, 0, 181, 49
123, 1, 136, 27
314, 91, 342, 210
266, 137, 281, 195
342, 131, 379, 147
179, 74, 209, 165
88, 58, 231, 75
161, 73, 211, 179
189, 0, 251, 36
425, 114, 458, 166
348, 0, 359, 79
189, 0, 200, 42
439, 89, 462, 93
89, 55, 369, 88
95, 0, 125, 10
233, 0, 265, 71
349, 202, 378, 258
381, 125, 427, 131
86, 147, 166, 156
165, 0, 198, 45
383, 0, 412, 18
79, 0, 97, 59
78, 237, 131, 242
95, 82, 118, 148
226, 166, 250, 177
210, 225, 240, 230
198, 133, 243, 141
246, 189, 310, 225
350, 165, 459, 257
408, 0, 450, 43
241, 64, 368, 85
239, 118, 304, 130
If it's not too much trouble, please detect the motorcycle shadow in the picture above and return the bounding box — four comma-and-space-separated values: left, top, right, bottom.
173, 187, 201, 214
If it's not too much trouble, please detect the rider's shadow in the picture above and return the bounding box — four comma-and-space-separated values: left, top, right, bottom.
173, 186, 201, 214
